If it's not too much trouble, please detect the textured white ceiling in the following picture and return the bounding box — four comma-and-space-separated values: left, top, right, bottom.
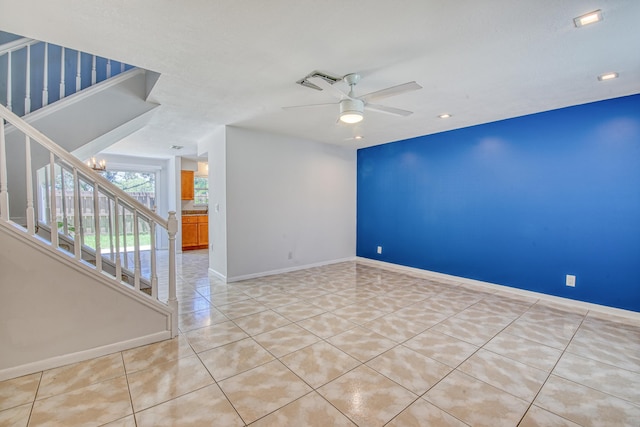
1, 0, 638, 158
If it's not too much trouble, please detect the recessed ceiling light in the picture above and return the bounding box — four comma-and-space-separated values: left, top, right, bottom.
574, 9, 602, 27
598, 72, 619, 81
354, 135, 363, 140
438, 113, 452, 119
170, 145, 184, 150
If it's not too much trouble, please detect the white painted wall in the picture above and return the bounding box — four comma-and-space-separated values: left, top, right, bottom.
0, 223, 171, 380
166, 157, 178, 215
181, 158, 198, 171
172, 156, 183, 252
224, 127, 356, 280
207, 127, 228, 279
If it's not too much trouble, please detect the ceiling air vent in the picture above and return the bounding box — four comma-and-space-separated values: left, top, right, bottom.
296, 70, 343, 91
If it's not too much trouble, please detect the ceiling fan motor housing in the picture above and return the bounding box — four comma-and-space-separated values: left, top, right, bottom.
340, 98, 364, 115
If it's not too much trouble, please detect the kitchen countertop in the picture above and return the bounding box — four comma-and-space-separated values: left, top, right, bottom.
182, 210, 208, 216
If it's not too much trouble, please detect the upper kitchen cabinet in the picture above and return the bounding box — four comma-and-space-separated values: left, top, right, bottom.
181, 170, 194, 200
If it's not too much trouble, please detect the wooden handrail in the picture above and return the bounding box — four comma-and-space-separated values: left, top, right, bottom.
0, 37, 38, 56
0, 104, 168, 228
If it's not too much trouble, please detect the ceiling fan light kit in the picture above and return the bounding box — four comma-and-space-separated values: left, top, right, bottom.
339, 98, 364, 123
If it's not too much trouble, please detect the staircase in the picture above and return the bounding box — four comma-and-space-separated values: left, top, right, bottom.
0, 35, 177, 381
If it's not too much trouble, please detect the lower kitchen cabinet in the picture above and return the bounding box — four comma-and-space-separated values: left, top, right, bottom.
182, 215, 208, 250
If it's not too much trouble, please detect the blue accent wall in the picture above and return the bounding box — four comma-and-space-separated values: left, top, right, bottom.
357, 94, 640, 312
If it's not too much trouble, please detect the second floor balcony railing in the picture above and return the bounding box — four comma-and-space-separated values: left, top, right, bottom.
0, 33, 134, 117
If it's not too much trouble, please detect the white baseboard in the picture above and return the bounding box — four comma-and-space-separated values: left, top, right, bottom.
0, 331, 171, 382
226, 257, 357, 283
208, 267, 227, 282
356, 257, 640, 322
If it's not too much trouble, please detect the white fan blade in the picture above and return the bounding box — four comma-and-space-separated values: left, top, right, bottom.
308, 76, 351, 100
360, 81, 422, 103
282, 102, 337, 110
365, 103, 413, 117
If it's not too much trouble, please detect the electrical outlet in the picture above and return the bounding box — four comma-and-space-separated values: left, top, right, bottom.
377, 246, 382, 254
288, 251, 293, 260
566, 274, 576, 287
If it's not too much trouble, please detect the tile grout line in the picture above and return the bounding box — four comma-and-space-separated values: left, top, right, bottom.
120, 352, 138, 427
548, 311, 640, 407
126, 331, 230, 420
223, 306, 374, 425
25, 371, 43, 427
192, 347, 248, 427
227, 273, 502, 425
513, 311, 589, 426
400, 293, 543, 424
355, 280, 498, 425
287, 282, 476, 425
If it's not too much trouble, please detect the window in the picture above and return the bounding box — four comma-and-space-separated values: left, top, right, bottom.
194, 177, 208, 206
102, 171, 156, 210
100, 171, 156, 251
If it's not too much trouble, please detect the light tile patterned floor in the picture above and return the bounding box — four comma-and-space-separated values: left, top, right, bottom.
2, 250, 640, 426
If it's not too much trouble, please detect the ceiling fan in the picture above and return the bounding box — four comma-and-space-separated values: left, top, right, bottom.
284, 72, 422, 124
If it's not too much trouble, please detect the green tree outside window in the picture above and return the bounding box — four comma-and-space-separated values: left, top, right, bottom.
194, 177, 208, 205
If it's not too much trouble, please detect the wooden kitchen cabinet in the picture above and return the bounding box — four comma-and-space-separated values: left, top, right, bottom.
181, 170, 194, 200
181, 216, 199, 249
182, 215, 208, 250
197, 217, 209, 247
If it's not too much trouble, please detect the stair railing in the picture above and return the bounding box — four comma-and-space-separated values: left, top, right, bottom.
0, 104, 178, 336
1, 37, 131, 117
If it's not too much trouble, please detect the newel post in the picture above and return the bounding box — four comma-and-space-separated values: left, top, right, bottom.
167, 211, 179, 337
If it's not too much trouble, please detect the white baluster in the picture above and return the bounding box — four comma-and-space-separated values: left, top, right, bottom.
93, 182, 102, 272
167, 211, 178, 337
0, 118, 9, 221
73, 168, 81, 260
107, 199, 114, 261
76, 51, 82, 92
49, 154, 58, 248
42, 43, 49, 107
122, 207, 129, 270
78, 183, 85, 249
7, 51, 12, 111
150, 220, 158, 298
24, 45, 31, 114
25, 136, 35, 234
59, 47, 65, 99
91, 55, 97, 85
120, 62, 125, 73
60, 166, 68, 235
106, 59, 111, 78
35, 167, 45, 226
114, 197, 122, 281
43, 159, 50, 224
133, 210, 141, 290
